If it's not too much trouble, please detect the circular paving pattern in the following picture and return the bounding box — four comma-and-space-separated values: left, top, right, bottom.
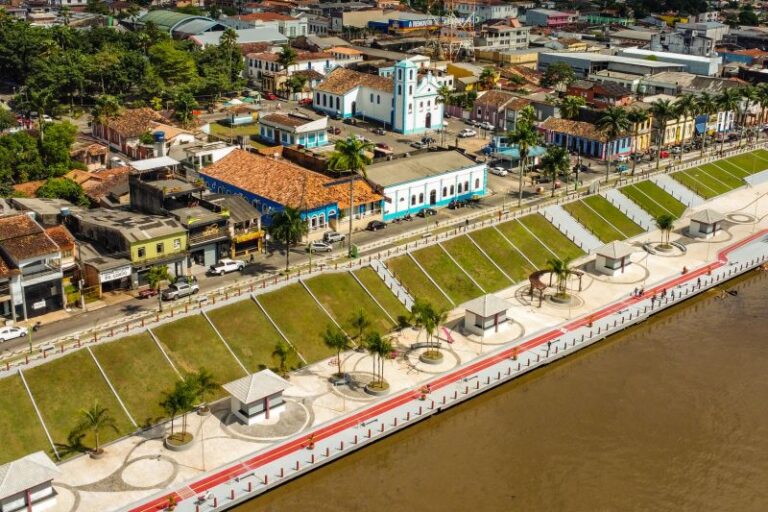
330, 370, 378, 401
727, 212, 756, 224
52, 485, 79, 512
462, 319, 525, 346
544, 293, 585, 309
223, 399, 312, 441
405, 347, 461, 374
121, 458, 175, 488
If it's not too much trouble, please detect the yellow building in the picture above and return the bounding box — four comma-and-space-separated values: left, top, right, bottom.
656, 14, 689, 26
630, 115, 653, 153
638, 95, 695, 146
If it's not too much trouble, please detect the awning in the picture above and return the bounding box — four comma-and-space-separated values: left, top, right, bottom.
695, 122, 707, 134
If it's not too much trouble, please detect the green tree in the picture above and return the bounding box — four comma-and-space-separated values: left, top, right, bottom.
91, 95, 122, 124
190, 369, 218, 412
540, 145, 570, 197
272, 340, 292, 377
327, 135, 374, 256
507, 123, 541, 207
349, 308, 370, 341
436, 84, 453, 106
655, 213, 676, 247
596, 106, 631, 183
37, 177, 89, 206
148, 40, 197, 88
160, 377, 197, 440
739, 86, 759, 147
146, 265, 170, 311
365, 331, 393, 388
322, 324, 351, 377
0, 131, 44, 185
649, 98, 678, 170
172, 90, 198, 125
39, 121, 77, 175
267, 206, 308, 271
541, 61, 575, 88
627, 108, 649, 176
285, 74, 308, 97
696, 91, 717, 157
74, 400, 118, 454
739, 8, 759, 25
716, 88, 742, 155
478, 67, 498, 90
558, 95, 586, 120
546, 257, 574, 298
0, 109, 16, 132
277, 45, 298, 70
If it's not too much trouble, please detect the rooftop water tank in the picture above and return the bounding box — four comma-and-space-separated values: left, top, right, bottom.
153, 131, 166, 143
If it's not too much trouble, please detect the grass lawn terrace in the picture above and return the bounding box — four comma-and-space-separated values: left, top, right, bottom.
305, 273, 395, 337
411, 244, 483, 304
257, 283, 339, 363
467, 229, 534, 282
24, 349, 135, 453
563, 200, 624, 243
0, 374, 52, 464
386, 255, 452, 311
671, 170, 721, 199
518, 214, 584, 260
621, 181, 686, 219
92, 333, 180, 428
582, 195, 645, 238
152, 314, 247, 395
207, 300, 301, 373
441, 237, 511, 292
496, 219, 555, 268
352, 267, 409, 321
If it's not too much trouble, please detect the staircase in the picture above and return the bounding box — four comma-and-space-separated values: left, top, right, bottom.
603, 189, 654, 231
542, 205, 603, 252
370, 259, 414, 311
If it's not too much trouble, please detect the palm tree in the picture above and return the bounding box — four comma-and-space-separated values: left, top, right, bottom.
365, 331, 393, 388
75, 400, 118, 455
162, 377, 198, 440
650, 99, 678, 170
479, 67, 498, 90
716, 88, 742, 155
267, 206, 308, 271
277, 45, 298, 70
272, 340, 293, 377
740, 85, 758, 147
322, 325, 350, 377
627, 109, 649, 176
191, 369, 218, 413
655, 214, 676, 247
173, 90, 198, 126
146, 265, 170, 312
437, 84, 453, 107
327, 135, 374, 256
160, 389, 180, 437
349, 309, 370, 341
540, 145, 570, 197
674, 93, 699, 151
755, 84, 768, 140
507, 123, 541, 207
696, 92, 717, 157
596, 107, 631, 183
546, 257, 573, 298
558, 95, 586, 120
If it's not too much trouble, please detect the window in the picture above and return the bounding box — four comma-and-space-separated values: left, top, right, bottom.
138, 247, 145, 258
442, 186, 447, 197
409, 70, 413, 79
411, 195, 416, 205
418, 192, 424, 203
409, 85, 413, 95
398, 69, 403, 79
427, 100, 431, 107
173, 238, 181, 250
377, 94, 381, 104
450, 185, 454, 195
335, 97, 340, 110
400, 197, 405, 202
322, 95, 327, 107
397, 85, 402, 95
408, 103, 413, 112
474, 178, 480, 189
156, 243, 164, 254
370, 93, 374, 102
419, 101, 423, 110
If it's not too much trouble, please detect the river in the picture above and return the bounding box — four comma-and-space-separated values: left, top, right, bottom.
235, 271, 768, 512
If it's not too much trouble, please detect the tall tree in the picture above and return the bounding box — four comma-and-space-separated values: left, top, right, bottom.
74, 400, 118, 455
327, 135, 374, 257
546, 257, 574, 299
650, 99, 678, 170
322, 325, 351, 377
696, 92, 717, 157
349, 309, 370, 342
267, 206, 308, 271
277, 45, 298, 70
596, 106, 631, 183
541, 61, 575, 89
172, 90, 198, 126
507, 122, 541, 207
191, 369, 218, 412
558, 95, 586, 120
716, 88, 742, 156
272, 340, 293, 377
740, 86, 759, 147
540, 145, 570, 197
655, 214, 676, 247
478, 67, 498, 90
146, 265, 170, 312
627, 108, 649, 176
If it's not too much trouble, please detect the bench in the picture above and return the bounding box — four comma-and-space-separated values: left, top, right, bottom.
410, 341, 441, 351
329, 373, 350, 387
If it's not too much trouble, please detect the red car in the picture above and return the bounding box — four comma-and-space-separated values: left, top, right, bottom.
262, 92, 278, 101
298, 98, 313, 106
659, 150, 670, 158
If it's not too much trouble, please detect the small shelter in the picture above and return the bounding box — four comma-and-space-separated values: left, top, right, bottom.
464, 294, 513, 336
0, 451, 60, 512
595, 240, 634, 276
689, 209, 725, 239
223, 369, 290, 426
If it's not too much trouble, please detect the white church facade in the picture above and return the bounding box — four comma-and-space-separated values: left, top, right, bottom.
312, 59, 444, 135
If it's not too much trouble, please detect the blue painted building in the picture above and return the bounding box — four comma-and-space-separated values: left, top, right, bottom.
258, 112, 329, 148
539, 117, 632, 160
199, 149, 383, 238
366, 150, 487, 221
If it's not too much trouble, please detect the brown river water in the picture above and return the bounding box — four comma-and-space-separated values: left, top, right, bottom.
236, 271, 768, 512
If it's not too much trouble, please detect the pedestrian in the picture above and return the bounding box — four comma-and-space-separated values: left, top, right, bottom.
651, 295, 656, 307
249, 252, 255, 264
697, 277, 701, 288
662, 287, 667, 298
632, 287, 638, 297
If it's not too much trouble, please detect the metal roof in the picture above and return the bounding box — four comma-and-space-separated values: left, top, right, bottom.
464, 294, 512, 317
596, 240, 634, 259
366, 151, 480, 188
138, 10, 214, 31
0, 452, 59, 499
223, 370, 290, 404
691, 208, 725, 224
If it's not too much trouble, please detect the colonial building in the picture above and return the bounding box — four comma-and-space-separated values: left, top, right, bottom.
258, 112, 329, 148
566, 80, 634, 109
246, 51, 339, 93
313, 59, 444, 134
471, 90, 530, 131
538, 117, 632, 160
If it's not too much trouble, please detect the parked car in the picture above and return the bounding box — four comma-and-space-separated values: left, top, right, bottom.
458, 128, 476, 138
343, 117, 357, 125
162, 282, 200, 300
410, 141, 426, 149
376, 142, 392, 150
448, 199, 467, 209
327, 126, 341, 135
479, 122, 494, 131
307, 241, 333, 253
323, 231, 346, 243
366, 220, 386, 231
207, 258, 245, 276
372, 127, 386, 135
298, 98, 313, 106
671, 146, 682, 154
490, 167, 508, 177
659, 150, 670, 158
417, 207, 437, 217
0, 326, 28, 342
263, 92, 278, 101
138, 287, 159, 299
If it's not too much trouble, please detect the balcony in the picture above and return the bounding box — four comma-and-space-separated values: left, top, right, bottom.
189, 227, 230, 246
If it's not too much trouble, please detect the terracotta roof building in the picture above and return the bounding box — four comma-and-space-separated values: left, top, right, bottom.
200, 149, 383, 235
91, 109, 194, 161
314, 67, 394, 95
470, 90, 531, 130
539, 117, 633, 161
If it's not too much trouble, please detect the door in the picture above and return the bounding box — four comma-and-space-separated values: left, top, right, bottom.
429, 189, 437, 205
425, 112, 431, 129
351, 101, 356, 116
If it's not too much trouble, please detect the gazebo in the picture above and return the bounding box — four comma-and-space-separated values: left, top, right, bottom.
595, 240, 634, 276
464, 294, 513, 336
689, 209, 725, 239
223, 369, 290, 426
0, 451, 59, 512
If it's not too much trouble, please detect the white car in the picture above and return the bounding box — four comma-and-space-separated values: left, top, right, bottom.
490, 167, 508, 177
458, 128, 477, 138
616, 155, 629, 162
0, 326, 28, 342
479, 122, 495, 131
307, 241, 333, 253
671, 146, 682, 154
208, 258, 245, 276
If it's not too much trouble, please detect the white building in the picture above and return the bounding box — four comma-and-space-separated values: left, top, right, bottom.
223, 370, 290, 426
456, 0, 518, 22
0, 452, 60, 512
247, 51, 339, 90
231, 13, 308, 38
474, 23, 531, 50
366, 151, 487, 220
313, 59, 445, 134
617, 47, 722, 77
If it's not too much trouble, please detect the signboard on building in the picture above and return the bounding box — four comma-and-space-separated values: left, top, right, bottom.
99, 266, 132, 283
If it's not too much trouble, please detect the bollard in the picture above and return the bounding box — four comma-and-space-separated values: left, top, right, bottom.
453, 391, 458, 399
340, 441, 344, 450
380, 423, 385, 433
465, 385, 469, 394
475, 381, 480, 389
394, 418, 398, 427
507, 367, 512, 375
497, 371, 501, 380
517, 362, 521, 370
406, 411, 411, 421
264, 475, 268, 485
248, 481, 252, 492
431, 399, 435, 408
581, 334, 584, 341
368, 428, 372, 438
442, 396, 446, 404
213, 498, 218, 507
231, 489, 235, 500
25, 355, 28, 364
419, 406, 423, 415
354, 434, 358, 444
311, 453, 315, 463
280, 468, 284, 478
295, 461, 300, 471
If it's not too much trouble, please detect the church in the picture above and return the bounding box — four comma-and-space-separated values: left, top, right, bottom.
312, 59, 444, 135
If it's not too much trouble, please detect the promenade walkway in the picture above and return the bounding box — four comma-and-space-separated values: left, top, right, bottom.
43, 176, 768, 512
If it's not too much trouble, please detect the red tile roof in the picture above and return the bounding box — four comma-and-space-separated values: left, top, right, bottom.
539, 117, 611, 142
0, 214, 60, 262
97, 108, 167, 138
201, 149, 382, 210
315, 67, 393, 95
44, 225, 74, 251
236, 12, 296, 21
